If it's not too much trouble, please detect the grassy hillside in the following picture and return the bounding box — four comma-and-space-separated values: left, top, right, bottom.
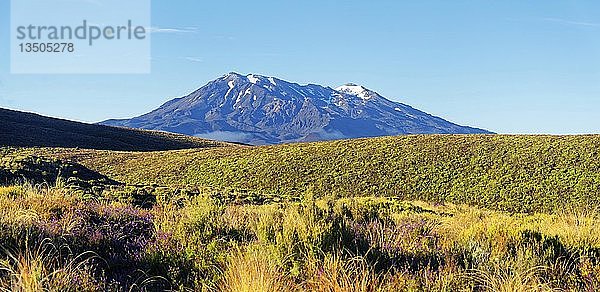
0, 108, 230, 151
27, 134, 600, 213
2, 135, 600, 290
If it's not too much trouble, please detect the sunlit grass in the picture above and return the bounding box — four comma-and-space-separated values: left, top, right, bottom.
1, 183, 600, 290
220, 246, 298, 292
0, 236, 98, 292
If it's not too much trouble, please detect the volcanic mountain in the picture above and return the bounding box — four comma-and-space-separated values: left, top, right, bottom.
101, 73, 492, 144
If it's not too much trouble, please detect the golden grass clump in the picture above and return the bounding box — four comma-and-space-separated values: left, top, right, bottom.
304, 254, 388, 292
0, 237, 98, 292
219, 246, 298, 292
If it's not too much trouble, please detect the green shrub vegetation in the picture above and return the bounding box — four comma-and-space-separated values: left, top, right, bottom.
24, 134, 600, 213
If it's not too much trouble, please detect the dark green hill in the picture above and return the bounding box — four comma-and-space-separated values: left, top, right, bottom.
0, 108, 229, 151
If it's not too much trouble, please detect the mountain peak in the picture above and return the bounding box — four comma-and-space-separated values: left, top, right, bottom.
336, 84, 378, 100
223, 72, 242, 78
241, 73, 280, 86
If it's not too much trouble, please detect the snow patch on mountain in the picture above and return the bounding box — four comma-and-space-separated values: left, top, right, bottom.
225, 81, 235, 99
247, 74, 260, 84
336, 84, 376, 100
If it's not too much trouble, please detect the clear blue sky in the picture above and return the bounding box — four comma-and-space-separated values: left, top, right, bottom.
1, 0, 599, 134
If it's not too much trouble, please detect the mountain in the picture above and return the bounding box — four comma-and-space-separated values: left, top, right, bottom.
0, 107, 229, 151
101, 73, 492, 145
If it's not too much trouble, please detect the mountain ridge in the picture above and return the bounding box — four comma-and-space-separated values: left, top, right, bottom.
102, 72, 493, 144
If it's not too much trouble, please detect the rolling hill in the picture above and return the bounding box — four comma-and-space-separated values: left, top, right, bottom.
0, 107, 229, 151
23, 134, 600, 213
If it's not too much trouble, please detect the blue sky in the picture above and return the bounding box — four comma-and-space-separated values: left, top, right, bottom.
1, 0, 600, 134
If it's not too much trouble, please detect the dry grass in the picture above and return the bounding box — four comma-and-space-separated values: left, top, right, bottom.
219, 246, 298, 292
2, 183, 600, 291
0, 237, 98, 292
304, 254, 388, 292
468, 266, 556, 292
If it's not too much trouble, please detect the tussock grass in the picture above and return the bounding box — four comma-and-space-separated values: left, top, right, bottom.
0, 236, 98, 292
1, 183, 600, 290
468, 266, 554, 292
220, 246, 297, 292
304, 254, 388, 292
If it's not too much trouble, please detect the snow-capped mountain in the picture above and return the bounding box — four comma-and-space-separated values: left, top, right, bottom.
101, 73, 492, 145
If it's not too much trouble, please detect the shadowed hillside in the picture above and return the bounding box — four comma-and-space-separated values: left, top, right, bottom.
0, 108, 230, 151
